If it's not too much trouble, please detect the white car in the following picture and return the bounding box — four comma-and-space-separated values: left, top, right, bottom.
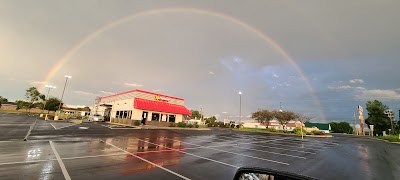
89, 114, 104, 122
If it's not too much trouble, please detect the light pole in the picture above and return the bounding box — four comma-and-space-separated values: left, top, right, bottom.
239, 92, 242, 124
58, 75, 72, 112
42, 85, 56, 113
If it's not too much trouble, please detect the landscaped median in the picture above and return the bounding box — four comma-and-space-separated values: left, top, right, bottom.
233, 127, 333, 137
378, 135, 400, 143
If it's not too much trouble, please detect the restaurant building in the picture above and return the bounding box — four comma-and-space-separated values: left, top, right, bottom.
93, 89, 191, 126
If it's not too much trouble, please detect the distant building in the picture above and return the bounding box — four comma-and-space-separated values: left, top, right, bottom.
305, 122, 331, 133
94, 89, 191, 126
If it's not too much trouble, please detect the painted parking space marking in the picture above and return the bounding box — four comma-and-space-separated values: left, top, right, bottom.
0, 159, 57, 166
163, 137, 290, 165
136, 138, 240, 168
57, 123, 78, 129
101, 140, 191, 180
50, 141, 71, 180
50, 123, 57, 129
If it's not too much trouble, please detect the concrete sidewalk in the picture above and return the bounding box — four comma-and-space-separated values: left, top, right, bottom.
108, 122, 211, 130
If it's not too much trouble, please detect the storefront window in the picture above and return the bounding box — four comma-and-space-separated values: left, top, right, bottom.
151, 113, 160, 121
123, 111, 128, 118
116, 111, 120, 118
128, 111, 132, 119
169, 115, 176, 123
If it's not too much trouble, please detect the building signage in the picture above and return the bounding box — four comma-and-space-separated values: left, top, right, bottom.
155, 95, 170, 102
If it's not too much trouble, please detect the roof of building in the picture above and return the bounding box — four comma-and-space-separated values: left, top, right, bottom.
304, 122, 330, 130
134, 98, 191, 115
101, 89, 184, 100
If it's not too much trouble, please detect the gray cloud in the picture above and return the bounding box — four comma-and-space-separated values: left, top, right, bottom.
1, 0, 400, 122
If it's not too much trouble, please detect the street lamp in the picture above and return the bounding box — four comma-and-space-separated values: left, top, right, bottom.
42, 85, 56, 113
58, 75, 72, 112
239, 91, 242, 123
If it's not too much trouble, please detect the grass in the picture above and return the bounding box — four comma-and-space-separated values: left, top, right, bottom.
198, 124, 208, 128
0, 109, 42, 114
234, 127, 325, 136
378, 135, 400, 142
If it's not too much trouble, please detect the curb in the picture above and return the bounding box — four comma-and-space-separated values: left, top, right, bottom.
233, 129, 333, 138
107, 122, 211, 130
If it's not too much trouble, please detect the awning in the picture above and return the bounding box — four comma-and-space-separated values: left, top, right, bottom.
134, 98, 191, 115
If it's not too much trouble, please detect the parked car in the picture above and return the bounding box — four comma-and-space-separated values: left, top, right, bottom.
89, 114, 104, 122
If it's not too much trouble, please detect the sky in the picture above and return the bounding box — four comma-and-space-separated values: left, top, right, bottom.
1, 0, 400, 123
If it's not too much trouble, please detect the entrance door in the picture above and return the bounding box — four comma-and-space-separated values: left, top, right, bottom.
142, 111, 148, 124
104, 108, 111, 121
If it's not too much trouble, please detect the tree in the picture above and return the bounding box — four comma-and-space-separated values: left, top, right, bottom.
0, 96, 8, 108
190, 110, 202, 119
296, 113, 311, 123
25, 87, 44, 112
365, 100, 391, 135
330, 122, 353, 134
44, 98, 63, 112
251, 110, 274, 128
204, 116, 217, 124
34, 102, 45, 109
16, 100, 33, 111
273, 110, 298, 130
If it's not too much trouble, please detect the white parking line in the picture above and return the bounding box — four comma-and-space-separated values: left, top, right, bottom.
57, 123, 78, 129
163, 137, 289, 165
238, 143, 317, 154
50, 123, 57, 130
23, 118, 37, 141
282, 139, 337, 147
271, 141, 329, 148
233, 146, 306, 159
61, 153, 127, 160
0, 159, 57, 166
49, 141, 71, 180
255, 142, 324, 151
135, 138, 239, 168
101, 140, 191, 180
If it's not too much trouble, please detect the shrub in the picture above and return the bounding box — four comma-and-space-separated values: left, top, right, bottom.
292, 128, 307, 135
178, 122, 187, 128
169, 123, 175, 127
187, 124, 194, 128
231, 124, 235, 128
195, 124, 199, 128
134, 120, 141, 126
236, 125, 240, 128
207, 123, 213, 127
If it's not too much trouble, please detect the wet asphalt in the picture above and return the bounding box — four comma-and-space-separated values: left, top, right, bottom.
0, 112, 399, 180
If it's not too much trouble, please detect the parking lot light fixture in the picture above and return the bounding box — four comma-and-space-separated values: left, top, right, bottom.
239, 92, 242, 123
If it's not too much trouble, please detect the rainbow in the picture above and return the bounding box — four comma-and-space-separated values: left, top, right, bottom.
41, 7, 326, 121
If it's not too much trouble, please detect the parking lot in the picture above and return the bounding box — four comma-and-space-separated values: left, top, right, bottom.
1, 112, 399, 180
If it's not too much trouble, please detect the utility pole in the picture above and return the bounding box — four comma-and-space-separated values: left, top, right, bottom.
58, 75, 72, 113
200, 106, 204, 122
239, 92, 242, 123
42, 85, 56, 113
353, 112, 356, 134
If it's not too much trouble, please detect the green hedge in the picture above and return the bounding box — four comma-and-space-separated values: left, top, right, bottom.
379, 135, 400, 142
